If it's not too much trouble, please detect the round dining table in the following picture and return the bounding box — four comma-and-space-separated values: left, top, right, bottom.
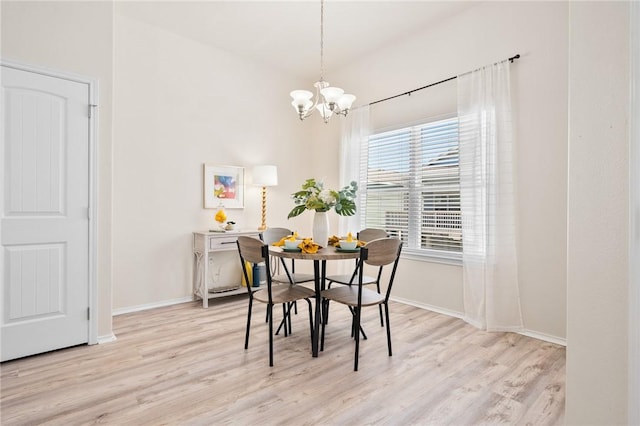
269, 246, 360, 357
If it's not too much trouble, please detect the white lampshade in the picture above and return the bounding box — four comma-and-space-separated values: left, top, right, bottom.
337, 94, 356, 111
316, 103, 333, 120
252, 165, 278, 187
290, 89, 313, 105
320, 86, 344, 104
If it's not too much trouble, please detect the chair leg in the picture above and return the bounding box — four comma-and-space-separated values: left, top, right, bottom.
347, 306, 367, 340
283, 303, 289, 336
267, 303, 274, 367
377, 282, 384, 327
276, 302, 304, 337
348, 306, 355, 337
306, 299, 313, 347
245, 296, 253, 349
324, 297, 330, 324
354, 306, 361, 372
321, 299, 328, 352
384, 302, 392, 356
360, 324, 368, 340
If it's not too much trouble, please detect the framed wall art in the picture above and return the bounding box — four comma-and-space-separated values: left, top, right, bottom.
203, 164, 244, 209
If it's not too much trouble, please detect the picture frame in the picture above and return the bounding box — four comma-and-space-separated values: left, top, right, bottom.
203, 164, 245, 209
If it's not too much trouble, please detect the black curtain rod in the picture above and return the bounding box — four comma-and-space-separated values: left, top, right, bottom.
369, 54, 520, 106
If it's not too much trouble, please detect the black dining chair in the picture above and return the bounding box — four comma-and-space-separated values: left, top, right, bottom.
260, 227, 315, 335
237, 236, 314, 367
325, 228, 389, 326
320, 237, 402, 371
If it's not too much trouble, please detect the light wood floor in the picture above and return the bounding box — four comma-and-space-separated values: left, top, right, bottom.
1, 296, 565, 425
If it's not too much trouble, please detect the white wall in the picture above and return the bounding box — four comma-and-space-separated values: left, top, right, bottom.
112, 12, 320, 309
1, 1, 114, 339
325, 1, 569, 340
630, 4, 640, 423
566, 2, 630, 423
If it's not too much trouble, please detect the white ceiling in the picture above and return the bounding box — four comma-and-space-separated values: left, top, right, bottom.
116, 1, 477, 81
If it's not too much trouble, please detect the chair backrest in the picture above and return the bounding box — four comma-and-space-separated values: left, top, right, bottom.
237, 235, 267, 264
362, 237, 401, 267
261, 227, 292, 245
237, 236, 273, 297
260, 227, 298, 278
357, 228, 388, 244
359, 237, 403, 300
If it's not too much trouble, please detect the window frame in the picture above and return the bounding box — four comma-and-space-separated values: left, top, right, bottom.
359, 115, 462, 265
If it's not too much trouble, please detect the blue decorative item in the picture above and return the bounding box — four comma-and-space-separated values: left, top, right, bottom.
252, 263, 260, 287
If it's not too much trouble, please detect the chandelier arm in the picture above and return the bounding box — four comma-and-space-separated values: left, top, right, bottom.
299, 83, 322, 120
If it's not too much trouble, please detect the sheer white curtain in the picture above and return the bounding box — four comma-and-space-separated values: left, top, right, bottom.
458, 60, 523, 331
339, 104, 370, 236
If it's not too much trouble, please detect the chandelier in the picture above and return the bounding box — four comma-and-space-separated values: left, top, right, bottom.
290, 0, 356, 123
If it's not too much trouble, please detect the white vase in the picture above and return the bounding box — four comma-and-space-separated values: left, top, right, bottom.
312, 210, 330, 248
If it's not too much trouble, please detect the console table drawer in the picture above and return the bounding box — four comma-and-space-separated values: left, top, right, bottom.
209, 235, 240, 250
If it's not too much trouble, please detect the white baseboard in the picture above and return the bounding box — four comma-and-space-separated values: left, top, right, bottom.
518, 329, 566, 346
112, 296, 194, 316
391, 295, 465, 319
97, 333, 117, 344
390, 296, 566, 347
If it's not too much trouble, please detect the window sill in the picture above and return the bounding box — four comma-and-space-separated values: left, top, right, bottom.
400, 249, 462, 266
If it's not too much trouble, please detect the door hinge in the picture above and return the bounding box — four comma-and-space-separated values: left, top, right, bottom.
87, 307, 90, 320
88, 104, 98, 118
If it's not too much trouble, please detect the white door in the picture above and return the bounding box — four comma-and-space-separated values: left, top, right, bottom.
1, 65, 90, 361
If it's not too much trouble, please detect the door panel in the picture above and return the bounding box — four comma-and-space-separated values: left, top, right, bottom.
1, 65, 90, 361
6, 244, 63, 320
5, 88, 65, 215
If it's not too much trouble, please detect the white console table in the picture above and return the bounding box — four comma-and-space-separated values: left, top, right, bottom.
193, 230, 261, 308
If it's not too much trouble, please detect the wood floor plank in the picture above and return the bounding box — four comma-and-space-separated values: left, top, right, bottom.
0, 297, 565, 425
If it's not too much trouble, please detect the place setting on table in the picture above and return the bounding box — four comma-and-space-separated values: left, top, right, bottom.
270, 232, 364, 254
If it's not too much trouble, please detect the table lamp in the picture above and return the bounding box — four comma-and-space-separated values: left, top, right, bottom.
252, 165, 278, 231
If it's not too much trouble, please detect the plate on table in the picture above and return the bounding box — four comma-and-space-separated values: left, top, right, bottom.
336, 247, 360, 253
283, 247, 302, 253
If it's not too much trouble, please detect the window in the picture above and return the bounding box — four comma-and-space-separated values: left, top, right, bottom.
359, 117, 461, 260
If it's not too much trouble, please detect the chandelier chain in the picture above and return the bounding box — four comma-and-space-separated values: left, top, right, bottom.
320, 0, 324, 81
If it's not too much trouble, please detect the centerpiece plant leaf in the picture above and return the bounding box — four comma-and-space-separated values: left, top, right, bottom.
287, 178, 358, 219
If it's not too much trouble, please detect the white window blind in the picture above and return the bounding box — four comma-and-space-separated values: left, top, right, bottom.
360, 117, 461, 258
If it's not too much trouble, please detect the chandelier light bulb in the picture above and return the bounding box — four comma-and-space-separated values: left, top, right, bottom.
291, 99, 313, 112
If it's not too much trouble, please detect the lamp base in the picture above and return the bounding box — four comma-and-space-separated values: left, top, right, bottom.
259, 186, 268, 232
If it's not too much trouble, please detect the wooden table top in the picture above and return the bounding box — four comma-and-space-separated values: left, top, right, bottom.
269, 246, 360, 261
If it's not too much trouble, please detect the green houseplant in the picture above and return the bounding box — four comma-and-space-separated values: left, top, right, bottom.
287, 178, 358, 219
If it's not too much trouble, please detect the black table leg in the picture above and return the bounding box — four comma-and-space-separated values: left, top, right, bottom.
312, 260, 321, 357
